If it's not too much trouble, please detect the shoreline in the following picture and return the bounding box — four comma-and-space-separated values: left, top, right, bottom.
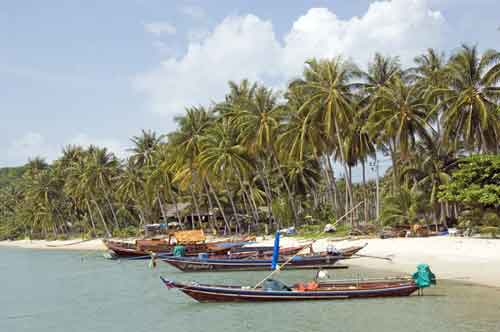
1, 236, 499, 288
0, 238, 107, 251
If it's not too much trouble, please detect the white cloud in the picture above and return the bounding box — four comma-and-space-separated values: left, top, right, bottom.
135, 0, 446, 119
180, 5, 205, 19
144, 21, 177, 36
282, 1, 444, 74
5, 132, 129, 165
186, 27, 210, 42
7, 132, 58, 164
135, 14, 282, 116
67, 133, 129, 159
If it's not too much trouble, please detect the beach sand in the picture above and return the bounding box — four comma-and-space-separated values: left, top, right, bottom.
249, 236, 500, 288
1, 236, 499, 287
0, 238, 107, 251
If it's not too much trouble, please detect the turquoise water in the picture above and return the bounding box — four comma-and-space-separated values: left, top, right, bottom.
1, 247, 500, 332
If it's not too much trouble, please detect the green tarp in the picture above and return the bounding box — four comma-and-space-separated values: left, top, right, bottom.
173, 245, 186, 257
412, 263, 437, 288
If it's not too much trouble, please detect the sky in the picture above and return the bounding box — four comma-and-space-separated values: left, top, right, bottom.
1, 0, 499, 181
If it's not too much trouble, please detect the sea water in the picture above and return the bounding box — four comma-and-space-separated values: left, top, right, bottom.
1, 247, 500, 332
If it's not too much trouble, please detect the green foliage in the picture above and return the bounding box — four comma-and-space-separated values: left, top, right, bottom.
1, 45, 499, 239
0, 166, 25, 187
479, 226, 499, 238
296, 223, 350, 239
439, 155, 500, 207
457, 208, 500, 230
271, 197, 293, 227
112, 225, 140, 238
380, 186, 430, 226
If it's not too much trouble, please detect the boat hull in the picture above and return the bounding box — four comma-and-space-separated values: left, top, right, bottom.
161, 278, 419, 302
162, 255, 345, 272
103, 239, 243, 259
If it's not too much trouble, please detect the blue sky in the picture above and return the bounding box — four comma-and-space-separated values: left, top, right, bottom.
1, 0, 499, 181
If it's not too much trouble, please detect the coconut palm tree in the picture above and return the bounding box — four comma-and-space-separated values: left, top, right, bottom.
130, 129, 164, 168
235, 86, 300, 225
434, 45, 500, 153
24, 168, 66, 237
198, 118, 256, 229
356, 53, 402, 99
410, 49, 450, 136
170, 106, 216, 228
297, 57, 357, 213
366, 77, 432, 189
344, 101, 376, 224
24, 157, 49, 178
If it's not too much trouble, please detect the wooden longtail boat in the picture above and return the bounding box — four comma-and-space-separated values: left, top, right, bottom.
162, 254, 348, 272
103, 239, 236, 258
103, 235, 254, 259
160, 277, 419, 302
225, 245, 306, 259
161, 244, 365, 272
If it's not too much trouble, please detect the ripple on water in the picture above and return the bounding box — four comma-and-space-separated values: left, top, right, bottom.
1, 247, 499, 332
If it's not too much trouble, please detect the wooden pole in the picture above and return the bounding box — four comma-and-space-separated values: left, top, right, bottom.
253, 242, 314, 289
332, 201, 364, 228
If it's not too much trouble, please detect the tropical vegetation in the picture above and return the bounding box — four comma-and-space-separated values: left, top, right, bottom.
0, 44, 499, 240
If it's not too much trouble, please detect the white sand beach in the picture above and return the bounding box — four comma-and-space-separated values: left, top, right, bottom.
0, 238, 107, 251
1, 236, 499, 287
250, 236, 500, 288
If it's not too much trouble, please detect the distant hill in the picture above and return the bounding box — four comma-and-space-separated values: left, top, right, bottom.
0, 166, 25, 188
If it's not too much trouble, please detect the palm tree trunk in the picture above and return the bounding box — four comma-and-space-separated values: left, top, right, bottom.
389, 140, 399, 192
440, 202, 447, 228
348, 165, 355, 227
235, 167, 261, 226
189, 183, 201, 229
171, 193, 183, 229
318, 156, 336, 213
85, 200, 97, 235
157, 193, 167, 223
326, 156, 339, 214
136, 206, 146, 227
99, 180, 119, 229
104, 194, 119, 229
261, 183, 274, 227
270, 148, 299, 226
344, 177, 349, 223
202, 180, 216, 233
256, 159, 275, 225
92, 199, 111, 237
224, 180, 240, 233
239, 189, 252, 231
189, 166, 203, 227
206, 179, 231, 234
362, 159, 368, 224
167, 183, 183, 229
334, 119, 353, 212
